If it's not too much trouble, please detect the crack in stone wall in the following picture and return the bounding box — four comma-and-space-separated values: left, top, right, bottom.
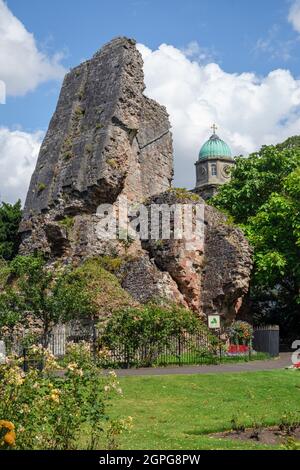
137, 129, 170, 150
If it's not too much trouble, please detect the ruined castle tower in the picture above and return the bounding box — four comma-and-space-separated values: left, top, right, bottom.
19, 37, 252, 322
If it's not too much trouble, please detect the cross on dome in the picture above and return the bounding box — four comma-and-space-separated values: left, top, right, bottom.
211, 123, 218, 134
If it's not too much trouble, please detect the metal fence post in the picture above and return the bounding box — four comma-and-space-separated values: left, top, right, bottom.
219, 328, 222, 363
178, 335, 181, 366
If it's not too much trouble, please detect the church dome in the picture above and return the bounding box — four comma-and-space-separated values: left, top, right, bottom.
198, 133, 232, 161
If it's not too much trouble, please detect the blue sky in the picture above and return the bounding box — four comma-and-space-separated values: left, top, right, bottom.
2, 0, 300, 131
1, 0, 300, 202
7, 0, 300, 73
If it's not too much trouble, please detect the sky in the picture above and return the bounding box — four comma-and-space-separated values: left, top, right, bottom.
1, 0, 300, 203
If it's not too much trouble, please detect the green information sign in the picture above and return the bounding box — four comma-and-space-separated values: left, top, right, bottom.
208, 315, 221, 329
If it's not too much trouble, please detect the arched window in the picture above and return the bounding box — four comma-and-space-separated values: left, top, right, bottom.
211, 163, 217, 176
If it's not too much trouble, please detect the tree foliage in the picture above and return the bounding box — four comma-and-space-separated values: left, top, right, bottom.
100, 304, 214, 367
0, 255, 137, 346
0, 255, 96, 344
0, 200, 22, 261
211, 139, 300, 338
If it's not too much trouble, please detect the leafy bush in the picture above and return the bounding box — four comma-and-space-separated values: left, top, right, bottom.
230, 413, 246, 433
226, 321, 253, 345
279, 411, 300, 436
0, 344, 130, 450
100, 304, 213, 367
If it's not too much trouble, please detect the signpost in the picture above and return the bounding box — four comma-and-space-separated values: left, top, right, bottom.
208, 315, 220, 329
208, 315, 221, 362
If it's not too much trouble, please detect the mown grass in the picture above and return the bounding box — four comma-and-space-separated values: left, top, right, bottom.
107, 370, 300, 450
99, 352, 269, 369
155, 351, 269, 366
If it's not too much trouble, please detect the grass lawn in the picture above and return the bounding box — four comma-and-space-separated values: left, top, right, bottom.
155, 351, 268, 366
101, 352, 269, 369
108, 370, 300, 450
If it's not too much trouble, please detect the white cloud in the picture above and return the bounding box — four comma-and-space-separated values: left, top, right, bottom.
0, 127, 42, 203
181, 41, 216, 64
138, 42, 300, 189
0, 0, 66, 96
2, 40, 300, 204
288, 0, 300, 33
254, 24, 299, 61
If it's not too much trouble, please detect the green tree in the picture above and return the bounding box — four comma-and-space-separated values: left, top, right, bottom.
0, 255, 96, 345
211, 139, 300, 339
276, 135, 300, 151
0, 200, 22, 260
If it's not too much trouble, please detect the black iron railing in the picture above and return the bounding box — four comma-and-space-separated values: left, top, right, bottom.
5, 328, 256, 370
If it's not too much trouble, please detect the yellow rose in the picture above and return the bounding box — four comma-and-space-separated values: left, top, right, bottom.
4, 430, 16, 446
0, 420, 14, 431
50, 394, 60, 403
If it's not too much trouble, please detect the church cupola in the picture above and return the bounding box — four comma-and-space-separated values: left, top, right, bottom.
194, 124, 235, 200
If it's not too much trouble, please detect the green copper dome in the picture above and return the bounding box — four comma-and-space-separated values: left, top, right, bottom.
198, 133, 232, 161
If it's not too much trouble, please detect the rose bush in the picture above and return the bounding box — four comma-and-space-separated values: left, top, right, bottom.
0, 343, 130, 450
99, 303, 214, 367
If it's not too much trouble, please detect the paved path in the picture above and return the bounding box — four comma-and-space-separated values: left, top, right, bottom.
115, 353, 292, 377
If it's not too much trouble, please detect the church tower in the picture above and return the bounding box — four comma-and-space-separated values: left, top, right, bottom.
194, 125, 235, 200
